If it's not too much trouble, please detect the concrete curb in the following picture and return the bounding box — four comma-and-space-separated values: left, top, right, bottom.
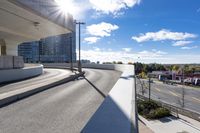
0, 71, 85, 107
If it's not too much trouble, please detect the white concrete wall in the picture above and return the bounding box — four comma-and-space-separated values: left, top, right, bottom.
0, 56, 13, 69
5, 40, 18, 56
42, 63, 133, 71
0, 64, 43, 83
82, 64, 137, 133
0, 56, 24, 69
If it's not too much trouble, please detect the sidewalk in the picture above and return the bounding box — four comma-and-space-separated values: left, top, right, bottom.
0, 69, 84, 107
139, 120, 154, 133
139, 115, 200, 133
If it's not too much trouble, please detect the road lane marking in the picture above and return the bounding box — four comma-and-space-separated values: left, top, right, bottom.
192, 97, 200, 103
154, 88, 161, 92
169, 91, 179, 97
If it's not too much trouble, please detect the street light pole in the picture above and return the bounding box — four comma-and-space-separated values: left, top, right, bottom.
182, 66, 185, 108
38, 40, 41, 63
70, 35, 73, 71
75, 21, 85, 72
149, 76, 151, 101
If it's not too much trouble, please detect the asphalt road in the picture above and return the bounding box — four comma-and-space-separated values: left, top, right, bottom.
0, 68, 121, 133
136, 79, 200, 113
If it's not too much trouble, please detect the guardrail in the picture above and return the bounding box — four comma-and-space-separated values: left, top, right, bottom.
137, 94, 200, 122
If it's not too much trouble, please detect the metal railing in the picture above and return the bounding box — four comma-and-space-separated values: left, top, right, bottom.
137, 93, 200, 122
136, 75, 200, 122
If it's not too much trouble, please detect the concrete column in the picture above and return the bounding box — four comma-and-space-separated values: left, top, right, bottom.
0, 39, 7, 55
4, 40, 18, 56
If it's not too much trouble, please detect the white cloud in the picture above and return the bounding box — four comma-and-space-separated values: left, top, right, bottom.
122, 48, 132, 52
172, 41, 193, 46
181, 46, 198, 50
84, 22, 119, 44
86, 22, 119, 37
55, 0, 141, 19
80, 49, 200, 64
132, 29, 197, 43
138, 50, 167, 56
89, 0, 141, 15
93, 47, 101, 51
80, 49, 169, 63
84, 37, 100, 44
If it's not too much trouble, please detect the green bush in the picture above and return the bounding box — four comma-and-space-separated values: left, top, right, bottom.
154, 107, 170, 118
137, 100, 170, 119
138, 100, 158, 114
146, 108, 170, 119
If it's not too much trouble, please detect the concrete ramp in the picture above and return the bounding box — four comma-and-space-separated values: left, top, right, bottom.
43, 63, 138, 133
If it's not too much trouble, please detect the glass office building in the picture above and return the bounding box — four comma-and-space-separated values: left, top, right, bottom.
18, 41, 39, 63
18, 32, 76, 63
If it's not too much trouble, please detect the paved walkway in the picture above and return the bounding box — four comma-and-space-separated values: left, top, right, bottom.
139, 115, 200, 133
0, 68, 81, 107
0, 69, 72, 94
139, 120, 154, 133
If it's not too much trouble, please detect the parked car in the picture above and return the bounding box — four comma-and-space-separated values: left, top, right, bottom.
194, 78, 200, 86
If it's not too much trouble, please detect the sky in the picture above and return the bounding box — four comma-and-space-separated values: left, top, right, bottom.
56, 0, 200, 64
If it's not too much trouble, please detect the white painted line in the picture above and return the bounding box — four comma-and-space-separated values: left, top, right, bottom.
154, 88, 161, 92
192, 97, 200, 103
169, 91, 179, 97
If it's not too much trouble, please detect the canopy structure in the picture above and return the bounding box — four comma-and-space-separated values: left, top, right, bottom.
0, 0, 75, 55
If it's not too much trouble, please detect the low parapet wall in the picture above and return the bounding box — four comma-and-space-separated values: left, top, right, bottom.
0, 56, 24, 69
0, 64, 43, 84
43, 63, 137, 133
43, 63, 133, 71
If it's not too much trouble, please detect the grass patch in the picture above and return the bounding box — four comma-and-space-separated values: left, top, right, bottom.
137, 100, 171, 119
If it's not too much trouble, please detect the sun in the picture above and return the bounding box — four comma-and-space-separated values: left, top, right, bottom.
55, 0, 70, 14
55, 0, 74, 15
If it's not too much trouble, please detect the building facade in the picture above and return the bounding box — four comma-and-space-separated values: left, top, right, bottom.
18, 41, 39, 63
18, 33, 76, 63
0, 0, 74, 56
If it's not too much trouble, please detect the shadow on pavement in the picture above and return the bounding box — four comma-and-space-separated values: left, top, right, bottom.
159, 116, 175, 123
83, 77, 106, 98
81, 95, 137, 133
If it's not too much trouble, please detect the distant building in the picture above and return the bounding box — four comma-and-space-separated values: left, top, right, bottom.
18, 41, 39, 63
18, 33, 76, 63
149, 71, 173, 81
81, 59, 91, 64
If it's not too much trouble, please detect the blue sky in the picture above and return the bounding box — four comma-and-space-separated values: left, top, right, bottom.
57, 0, 200, 64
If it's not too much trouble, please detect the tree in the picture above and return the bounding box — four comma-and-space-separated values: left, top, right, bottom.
183, 65, 190, 74
172, 65, 180, 72
165, 65, 173, 71
113, 61, 116, 64
117, 61, 123, 64
134, 62, 143, 74
128, 62, 133, 65
139, 71, 147, 79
